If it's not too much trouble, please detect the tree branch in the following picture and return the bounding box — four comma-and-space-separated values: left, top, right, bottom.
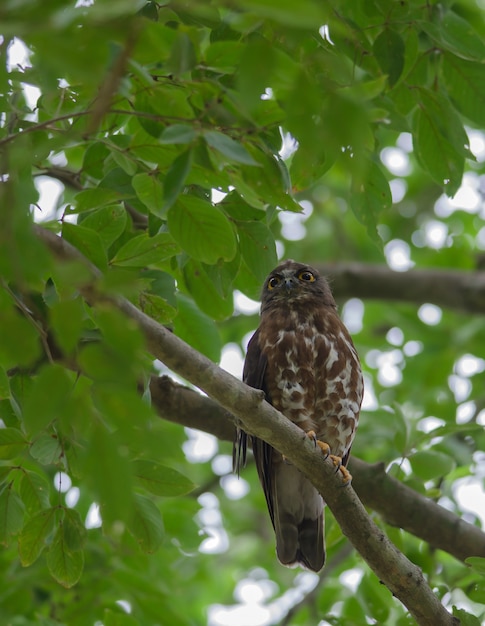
34, 224, 460, 625
318, 262, 485, 314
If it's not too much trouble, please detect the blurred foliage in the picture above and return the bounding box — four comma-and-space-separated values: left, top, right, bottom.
1, 0, 485, 623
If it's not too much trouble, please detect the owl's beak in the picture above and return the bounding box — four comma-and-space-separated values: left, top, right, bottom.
283, 277, 296, 291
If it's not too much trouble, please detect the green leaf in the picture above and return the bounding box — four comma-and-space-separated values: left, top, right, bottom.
20, 470, 51, 515
111, 232, 180, 267
98, 167, 136, 199
233, 259, 265, 300
0, 484, 25, 544
419, 88, 471, 159
50, 296, 85, 354
46, 515, 84, 588
82, 142, 110, 179
229, 146, 298, 211
132, 172, 164, 215
442, 53, 485, 126
466, 556, 485, 576
0, 366, 10, 400
452, 606, 481, 626
62, 508, 87, 551
162, 148, 193, 213
161, 498, 202, 552
168, 196, 237, 264
373, 29, 405, 86
167, 32, 197, 76
80, 205, 127, 248
412, 89, 467, 196
205, 40, 242, 74
136, 84, 194, 125
73, 187, 125, 213
173, 294, 222, 362
183, 259, 234, 320
84, 423, 134, 525
341, 75, 389, 102
128, 493, 164, 553
110, 147, 138, 176
350, 159, 391, 243
236, 220, 277, 282
359, 573, 390, 621
18, 507, 56, 566
391, 403, 410, 453
237, 38, 275, 110
219, 190, 266, 221
0, 466, 12, 486
424, 10, 485, 61
23, 364, 74, 435
141, 269, 177, 306
410, 450, 456, 481
204, 131, 259, 166
62, 222, 108, 271
30, 434, 63, 465
0, 428, 28, 460
78, 344, 125, 383
91, 385, 154, 434
139, 292, 177, 324
133, 459, 195, 496
160, 124, 196, 145
0, 306, 41, 370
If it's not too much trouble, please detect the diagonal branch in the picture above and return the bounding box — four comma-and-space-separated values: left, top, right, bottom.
149, 375, 485, 564
34, 224, 459, 626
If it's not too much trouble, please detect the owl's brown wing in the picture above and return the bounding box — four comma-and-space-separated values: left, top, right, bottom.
233, 330, 275, 525
242, 329, 267, 396
235, 327, 325, 572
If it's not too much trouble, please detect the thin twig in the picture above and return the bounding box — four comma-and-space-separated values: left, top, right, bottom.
1, 280, 53, 364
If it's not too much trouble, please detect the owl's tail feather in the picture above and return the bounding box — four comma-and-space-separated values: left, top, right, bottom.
275, 514, 325, 572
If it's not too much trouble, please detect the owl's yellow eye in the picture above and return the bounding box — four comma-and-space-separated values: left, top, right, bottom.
298, 271, 315, 282
268, 276, 281, 290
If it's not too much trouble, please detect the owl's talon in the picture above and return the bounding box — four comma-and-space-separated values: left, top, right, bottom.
316, 440, 331, 459
305, 431, 330, 459
329, 454, 342, 470
305, 430, 317, 446
329, 455, 352, 485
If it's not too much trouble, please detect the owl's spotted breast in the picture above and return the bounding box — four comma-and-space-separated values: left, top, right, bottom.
258, 307, 362, 460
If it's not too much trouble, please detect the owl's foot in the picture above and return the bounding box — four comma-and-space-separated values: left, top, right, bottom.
306, 431, 330, 459
329, 455, 352, 485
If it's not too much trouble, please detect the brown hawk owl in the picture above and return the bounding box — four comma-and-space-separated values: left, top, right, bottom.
234, 260, 363, 572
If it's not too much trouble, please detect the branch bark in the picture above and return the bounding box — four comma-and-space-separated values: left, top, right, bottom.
34, 225, 460, 626
318, 262, 485, 314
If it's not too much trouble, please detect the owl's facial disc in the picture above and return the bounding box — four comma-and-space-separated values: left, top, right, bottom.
267, 270, 309, 301
261, 261, 336, 312
267, 270, 298, 293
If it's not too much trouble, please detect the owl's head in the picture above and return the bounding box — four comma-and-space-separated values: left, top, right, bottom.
260, 259, 336, 311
